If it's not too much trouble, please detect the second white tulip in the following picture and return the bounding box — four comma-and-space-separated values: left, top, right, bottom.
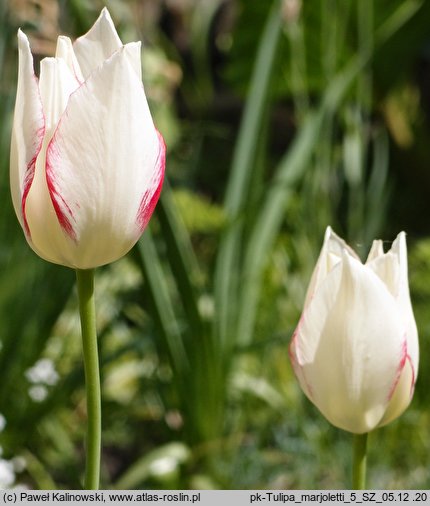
289, 227, 419, 434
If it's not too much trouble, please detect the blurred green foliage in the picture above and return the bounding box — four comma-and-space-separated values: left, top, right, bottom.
0, 0, 429, 490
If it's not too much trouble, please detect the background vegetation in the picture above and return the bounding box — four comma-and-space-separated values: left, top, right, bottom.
0, 0, 429, 489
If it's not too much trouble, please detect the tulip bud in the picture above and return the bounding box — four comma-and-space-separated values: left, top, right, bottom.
289, 227, 419, 434
10, 8, 165, 269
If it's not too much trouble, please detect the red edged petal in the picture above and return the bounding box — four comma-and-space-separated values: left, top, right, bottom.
45, 140, 77, 242
136, 130, 166, 231
11, 31, 46, 240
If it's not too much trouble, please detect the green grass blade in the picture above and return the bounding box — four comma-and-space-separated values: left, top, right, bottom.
214, 0, 283, 348
236, 109, 324, 347
156, 185, 203, 336
375, 0, 423, 46
364, 127, 390, 245
133, 228, 189, 379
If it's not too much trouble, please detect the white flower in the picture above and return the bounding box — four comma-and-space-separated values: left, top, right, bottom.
25, 358, 59, 386
0, 459, 15, 489
10, 8, 164, 268
289, 227, 419, 434
28, 385, 48, 403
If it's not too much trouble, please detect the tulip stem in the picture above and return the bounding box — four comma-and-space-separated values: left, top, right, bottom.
352, 432, 368, 490
76, 269, 101, 490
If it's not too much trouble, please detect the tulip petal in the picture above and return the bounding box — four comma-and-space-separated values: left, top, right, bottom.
136, 130, 165, 232
366, 239, 384, 262
378, 355, 415, 427
304, 227, 360, 307
390, 233, 419, 374
366, 249, 399, 298
22, 56, 82, 264
55, 36, 84, 83
289, 325, 313, 400
293, 253, 407, 433
73, 7, 122, 79
366, 233, 419, 378
38, 43, 163, 268
38, 57, 80, 138
10, 30, 45, 237
123, 41, 143, 81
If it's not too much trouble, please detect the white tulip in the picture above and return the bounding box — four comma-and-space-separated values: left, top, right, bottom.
10, 8, 165, 269
290, 227, 419, 434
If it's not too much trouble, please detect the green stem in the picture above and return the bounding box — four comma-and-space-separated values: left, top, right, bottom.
352, 432, 368, 490
76, 269, 101, 490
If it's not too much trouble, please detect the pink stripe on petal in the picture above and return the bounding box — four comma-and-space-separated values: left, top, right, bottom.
406, 354, 416, 398
387, 337, 408, 401
45, 139, 77, 241
289, 317, 314, 399
21, 125, 45, 239
136, 130, 166, 231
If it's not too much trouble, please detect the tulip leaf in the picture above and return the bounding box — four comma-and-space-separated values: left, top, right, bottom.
133, 228, 189, 380
156, 184, 203, 336
214, 0, 283, 350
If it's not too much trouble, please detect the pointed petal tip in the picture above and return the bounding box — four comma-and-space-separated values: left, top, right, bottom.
55, 36, 70, 57
98, 6, 116, 26
390, 230, 408, 257
366, 239, 384, 263
393, 230, 407, 245
398, 231, 407, 245
324, 225, 343, 244
17, 29, 30, 47
322, 225, 334, 246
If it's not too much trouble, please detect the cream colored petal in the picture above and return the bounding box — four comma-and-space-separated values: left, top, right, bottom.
10, 30, 45, 236
378, 357, 415, 427
73, 7, 122, 79
296, 253, 406, 433
38, 57, 80, 138
366, 239, 384, 262
366, 250, 400, 297
55, 36, 84, 83
39, 44, 162, 268
390, 232, 419, 375
24, 147, 74, 265
289, 323, 313, 400
23, 56, 82, 265
304, 227, 360, 307
366, 233, 418, 378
